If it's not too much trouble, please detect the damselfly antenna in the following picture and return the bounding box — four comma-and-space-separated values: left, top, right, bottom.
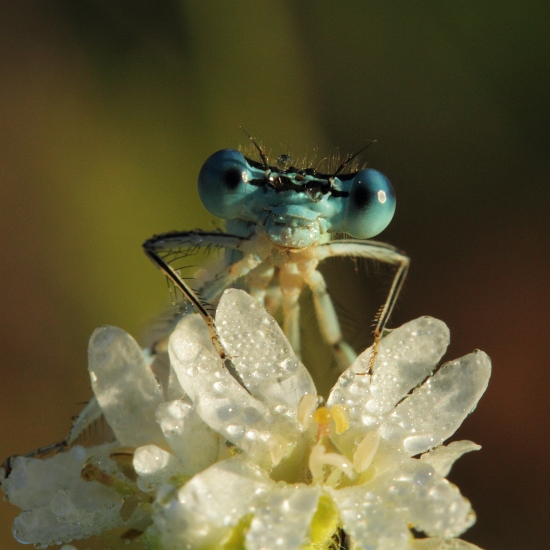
239, 126, 269, 170
331, 140, 377, 179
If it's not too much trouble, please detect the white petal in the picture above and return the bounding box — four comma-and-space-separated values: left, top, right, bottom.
133, 444, 183, 490
217, 289, 317, 414
325, 360, 373, 457
246, 484, 320, 550
152, 456, 273, 549
421, 441, 481, 477
327, 317, 449, 456
329, 486, 411, 550
169, 314, 217, 402
4, 444, 147, 546
411, 537, 484, 549
175, 311, 218, 350
368, 317, 450, 415
390, 351, 491, 455
332, 458, 474, 548
169, 319, 297, 464
3, 444, 115, 509
374, 459, 475, 538
155, 399, 220, 475
88, 326, 165, 447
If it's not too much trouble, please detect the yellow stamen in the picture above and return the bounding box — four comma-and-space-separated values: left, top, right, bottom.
313, 406, 332, 426
329, 405, 349, 434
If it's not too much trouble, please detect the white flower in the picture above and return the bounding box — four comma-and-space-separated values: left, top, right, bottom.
1, 289, 490, 550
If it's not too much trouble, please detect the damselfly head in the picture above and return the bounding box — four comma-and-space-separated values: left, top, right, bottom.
198, 149, 396, 249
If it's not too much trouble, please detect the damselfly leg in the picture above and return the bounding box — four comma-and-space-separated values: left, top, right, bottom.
143, 231, 409, 374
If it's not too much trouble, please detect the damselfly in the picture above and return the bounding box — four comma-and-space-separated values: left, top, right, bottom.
143, 135, 409, 387
2, 135, 409, 471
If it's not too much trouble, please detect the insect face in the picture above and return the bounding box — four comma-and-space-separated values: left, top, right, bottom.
198, 149, 396, 249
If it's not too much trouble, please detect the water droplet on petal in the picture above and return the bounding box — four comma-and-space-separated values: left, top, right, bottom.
226, 424, 245, 439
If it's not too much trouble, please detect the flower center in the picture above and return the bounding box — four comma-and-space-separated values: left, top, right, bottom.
298, 398, 381, 489
307, 404, 355, 487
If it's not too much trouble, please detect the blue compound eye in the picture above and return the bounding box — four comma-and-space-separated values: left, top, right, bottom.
342, 168, 396, 238
198, 149, 250, 220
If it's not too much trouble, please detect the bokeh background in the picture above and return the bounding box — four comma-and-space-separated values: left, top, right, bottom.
1, 2, 548, 549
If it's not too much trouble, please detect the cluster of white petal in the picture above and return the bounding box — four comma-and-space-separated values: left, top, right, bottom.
1, 289, 491, 550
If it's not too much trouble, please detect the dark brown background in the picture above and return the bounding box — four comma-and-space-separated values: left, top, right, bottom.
1, 2, 548, 549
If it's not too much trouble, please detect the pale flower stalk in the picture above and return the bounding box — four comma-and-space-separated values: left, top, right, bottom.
1, 289, 490, 550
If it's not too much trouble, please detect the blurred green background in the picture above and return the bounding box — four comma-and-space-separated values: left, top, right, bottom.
1, 2, 548, 549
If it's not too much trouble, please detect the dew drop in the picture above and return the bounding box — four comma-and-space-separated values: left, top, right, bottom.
12, 526, 29, 545
226, 424, 245, 439
242, 407, 261, 424
217, 404, 238, 420
279, 357, 299, 373
213, 381, 228, 394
